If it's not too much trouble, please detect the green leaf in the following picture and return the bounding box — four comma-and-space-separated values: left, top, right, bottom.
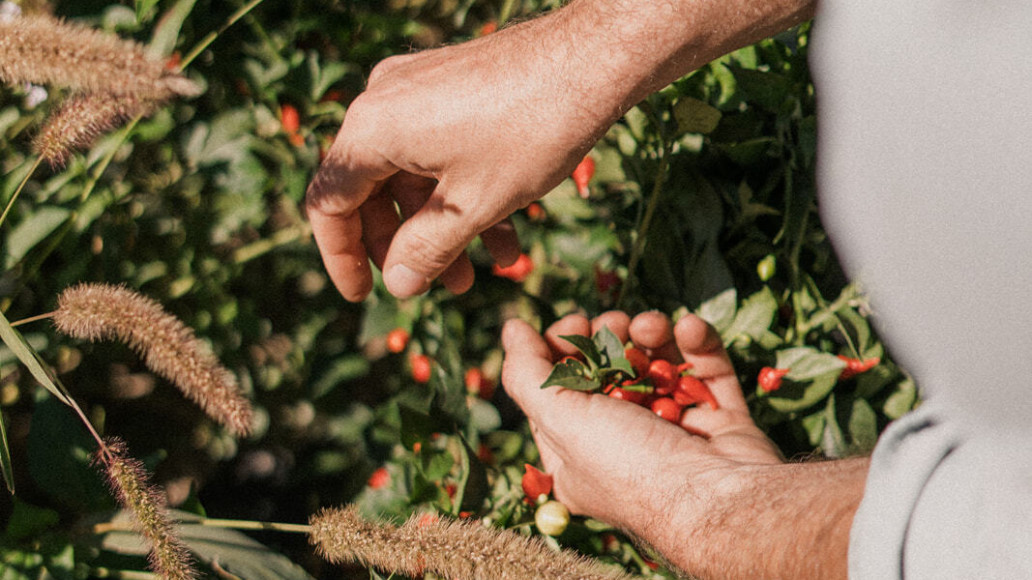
135, 0, 161, 21
557, 335, 602, 370
100, 510, 317, 580
539, 358, 599, 392
468, 398, 501, 434
722, 286, 777, 346
3, 206, 71, 269
725, 65, 792, 113
27, 395, 110, 511
0, 396, 11, 494
419, 449, 454, 481
883, 378, 919, 420
307, 53, 352, 101
820, 394, 848, 458
800, 410, 825, 448
777, 347, 846, 380
848, 398, 879, 452
0, 309, 72, 407
455, 437, 488, 514
0, 548, 40, 579
309, 355, 370, 400
673, 96, 722, 135
593, 326, 630, 373
695, 288, 737, 334
764, 347, 845, 413
147, 0, 198, 58
398, 405, 450, 451
4, 499, 59, 540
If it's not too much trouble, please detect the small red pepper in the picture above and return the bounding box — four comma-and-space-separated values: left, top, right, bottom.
674, 374, 719, 410
837, 355, 880, 380
571, 155, 595, 198
521, 464, 553, 503
758, 366, 790, 393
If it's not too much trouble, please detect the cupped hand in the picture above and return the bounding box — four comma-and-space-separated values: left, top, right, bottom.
306, 10, 615, 302
501, 310, 781, 539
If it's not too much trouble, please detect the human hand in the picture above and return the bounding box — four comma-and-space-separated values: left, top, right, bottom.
501, 310, 782, 544
306, 10, 617, 302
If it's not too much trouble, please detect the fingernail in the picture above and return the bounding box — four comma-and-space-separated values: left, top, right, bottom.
385, 264, 429, 297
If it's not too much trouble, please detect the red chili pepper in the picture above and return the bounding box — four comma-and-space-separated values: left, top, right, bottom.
623, 347, 650, 377
674, 374, 719, 410
608, 385, 648, 406
410, 353, 432, 384
478, 21, 498, 36
650, 396, 684, 423
646, 359, 677, 395
280, 103, 305, 147
464, 367, 495, 399
385, 327, 409, 353
280, 103, 301, 133
521, 464, 553, 503
492, 253, 534, 282
367, 467, 390, 489
525, 202, 546, 222
571, 155, 595, 198
758, 366, 790, 393
837, 355, 880, 380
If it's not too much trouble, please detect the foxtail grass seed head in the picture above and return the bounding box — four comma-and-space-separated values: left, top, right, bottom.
0, 14, 200, 100
309, 505, 634, 580
95, 439, 199, 580
33, 92, 157, 168
53, 283, 253, 436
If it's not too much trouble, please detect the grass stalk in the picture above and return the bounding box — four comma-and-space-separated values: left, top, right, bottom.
0, 156, 42, 230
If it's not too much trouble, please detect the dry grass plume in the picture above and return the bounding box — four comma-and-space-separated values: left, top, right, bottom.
53, 283, 253, 437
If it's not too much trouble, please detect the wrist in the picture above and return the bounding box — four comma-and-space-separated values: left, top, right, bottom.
645, 458, 868, 580
553, 0, 816, 136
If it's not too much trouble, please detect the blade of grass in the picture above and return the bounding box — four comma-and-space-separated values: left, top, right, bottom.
0, 401, 13, 493
0, 309, 72, 407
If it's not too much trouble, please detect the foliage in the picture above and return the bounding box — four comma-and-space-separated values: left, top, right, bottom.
0, 0, 916, 578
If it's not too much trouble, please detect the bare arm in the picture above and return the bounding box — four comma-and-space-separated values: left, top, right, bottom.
657, 457, 868, 579
501, 311, 866, 579
306, 0, 815, 301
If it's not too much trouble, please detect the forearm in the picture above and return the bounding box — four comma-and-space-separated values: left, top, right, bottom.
550, 0, 816, 145
652, 456, 869, 579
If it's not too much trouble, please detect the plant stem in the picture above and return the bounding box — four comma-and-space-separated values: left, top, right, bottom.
617, 124, 671, 310
0, 156, 43, 230
231, 223, 311, 264
178, 0, 266, 70
9, 311, 55, 328
499, 0, 517, 25
192, 517, 312, 534
94, 517, 312, 535
88, 568, 158, 579
798, 279, 863, 356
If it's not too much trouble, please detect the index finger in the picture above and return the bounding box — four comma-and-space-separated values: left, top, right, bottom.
306, 208, 373, 302
305, 125, 397, 302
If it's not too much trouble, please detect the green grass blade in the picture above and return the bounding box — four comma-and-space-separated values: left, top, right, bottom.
0, 309, 72, 406
0, 403, 13, 493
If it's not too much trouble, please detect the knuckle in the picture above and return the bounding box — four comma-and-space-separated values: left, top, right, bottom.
365, 53, 411, 85
398, 227, 467, 274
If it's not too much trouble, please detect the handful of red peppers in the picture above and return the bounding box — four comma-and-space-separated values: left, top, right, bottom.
539, 327, 718, 427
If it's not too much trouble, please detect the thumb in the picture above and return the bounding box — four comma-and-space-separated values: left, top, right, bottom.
500, 318, 554, 411
381, 185, 517, 297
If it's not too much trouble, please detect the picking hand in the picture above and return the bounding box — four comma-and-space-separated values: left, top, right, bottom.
305, 11, 613, 302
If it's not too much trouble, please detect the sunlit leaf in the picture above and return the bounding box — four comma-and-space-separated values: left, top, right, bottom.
539, 358, 597, 392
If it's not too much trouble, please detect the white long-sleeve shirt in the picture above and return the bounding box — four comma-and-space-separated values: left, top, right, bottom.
810, 1, 1032, 577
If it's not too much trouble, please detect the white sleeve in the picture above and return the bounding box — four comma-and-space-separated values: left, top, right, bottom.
809, 1, 1032, 577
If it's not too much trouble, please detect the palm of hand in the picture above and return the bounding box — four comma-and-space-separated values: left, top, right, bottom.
502, 311, 781, 534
